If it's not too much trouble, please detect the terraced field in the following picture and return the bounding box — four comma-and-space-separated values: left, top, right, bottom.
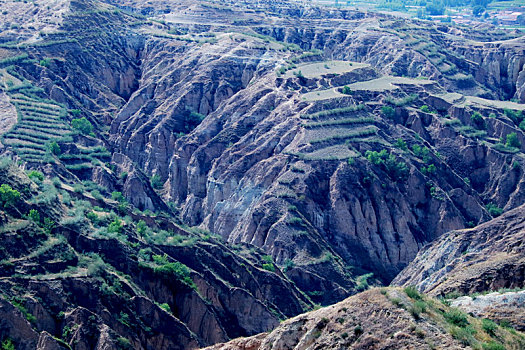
1, 85, 71, 163
285, 104, 384, 161
285, 60, 369, 79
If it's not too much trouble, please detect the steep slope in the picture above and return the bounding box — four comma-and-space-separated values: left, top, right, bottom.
392, 203, 525, 296
0, 0, 524, 306
0, 159, 312, 349
205, 288, 525, 350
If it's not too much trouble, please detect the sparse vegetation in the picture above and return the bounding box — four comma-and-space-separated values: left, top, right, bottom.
365, 149, 409, 181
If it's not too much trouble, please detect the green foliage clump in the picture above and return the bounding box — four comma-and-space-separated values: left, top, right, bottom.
450, 325, 476, 346
503, 108, 524, 127
71, 117, 93, 135
0, 184, 20, 208
341, 85, 353, 95
47, 141, 61, 155
411, 145, 432, 163
356, 273, 373, 291
470, 111, 486, 130
404, 286, 422, 300
481, 318, 498, 336
365, 150, 408, 181
394, 138, 407, 151
111, 191, 125, 203
1, 339, 15, 350
505, 132, 521, 149
381, 106, 395, 119
262, 263, 275, 272
27, 209, 40, 223
151, 254, 195, 288
283, 258, 295, 272
420, 105, 430, 113
116, 337, 132, 350
486, 203, 503, 217
482, 341, 505, 350
183, 111, 205, 133
151, 174, 163, 190
444, 308, 469, 328
408, 301, 427, 320
421, 164, 437, 176
107, 219, 123, 234
27, 170, 44, 182
136, 220, 148, 237
159, 303, 171, 313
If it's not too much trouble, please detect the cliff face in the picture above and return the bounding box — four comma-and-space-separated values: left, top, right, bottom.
392, 203, 525, 296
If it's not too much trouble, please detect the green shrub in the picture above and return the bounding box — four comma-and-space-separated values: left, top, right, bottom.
107, 219, 123, 234
137, 220, 147, 237
27, 209, 40, 223
420, 105, 430, 113
111, 191, 125, 203
409, 301, 426, 320
283, 258, 295, 272
481, 318, 498, 336
262, 263, 275, 272
0, 184, 20, 208
471, 112, 486, 130
28, 170, 44, 182
365, 150, 408, 181
450, 325, 476, 346
151, 174, 163, 190
342, 85, 353, 95
503, 108, 524, 126
71, 117, 93, 135
404, 286, 422, 300
486, 203, 503, 217
421, 164, 437, 176
1, 339, 15, 350
444, 308, 469, 327
159, 303, 171, 313
47, 141, 61, 155
381, 106, 395, 119
482, 341, 505, 350
151, 254, 195, 288
394, 138, 407, 151
505, 132, 521, 149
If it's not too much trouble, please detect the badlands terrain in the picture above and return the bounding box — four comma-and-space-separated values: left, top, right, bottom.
0, 0, 523, 348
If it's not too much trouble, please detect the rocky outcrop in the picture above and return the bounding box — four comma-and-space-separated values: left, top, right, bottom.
392, 203, 525, 296
204, 288, 525, 350
451, 291, 525, 331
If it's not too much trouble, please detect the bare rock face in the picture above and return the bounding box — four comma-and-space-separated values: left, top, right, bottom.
203, 288, 524, 350
392, 203, 525, 296
451, 291, 525, 331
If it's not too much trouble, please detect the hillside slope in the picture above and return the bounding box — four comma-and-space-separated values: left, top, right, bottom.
205, 288, 525, 350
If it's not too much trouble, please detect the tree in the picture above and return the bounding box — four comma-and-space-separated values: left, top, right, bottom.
47, 141, 61, 155
381, 106, 395, 119
342, 86, 353, 95
0, 184, 20, 208
27, 209, 40, 223
470, 112, 485, 130
151, 174, 163, 190
71, 117, 93, 135
473, 6, 484, 16
506, 132, 521, 149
